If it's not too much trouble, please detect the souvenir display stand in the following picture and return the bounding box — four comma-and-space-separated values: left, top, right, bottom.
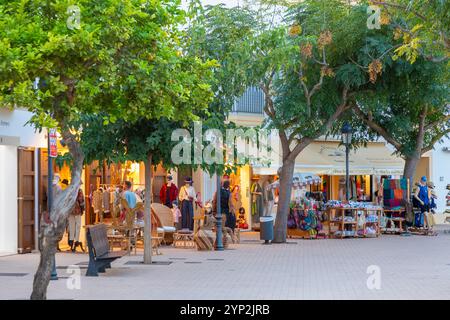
326, 201, 382, 238
287, 199, 328, 239
381, 178, 409, 234
274, 173, 326, 239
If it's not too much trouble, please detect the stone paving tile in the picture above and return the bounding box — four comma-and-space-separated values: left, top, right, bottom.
1, 228, 450, 300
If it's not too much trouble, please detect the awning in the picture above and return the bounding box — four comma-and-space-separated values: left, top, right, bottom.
252, 141, 404, 176
270, 173, 322, 189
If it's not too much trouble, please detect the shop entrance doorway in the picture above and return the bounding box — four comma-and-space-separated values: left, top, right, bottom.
17, 147, 35, 253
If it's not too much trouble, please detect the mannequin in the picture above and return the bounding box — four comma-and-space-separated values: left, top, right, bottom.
263, 177, 275, 216
178, 177, 196, 230
414, 176, 432, 228
92, 187, 104, 223
230, 185, 242, 215
159, 175, 178, 208
250, 177, 264, 227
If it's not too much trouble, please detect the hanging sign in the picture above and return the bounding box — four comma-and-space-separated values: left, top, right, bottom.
48, 128, 58, 158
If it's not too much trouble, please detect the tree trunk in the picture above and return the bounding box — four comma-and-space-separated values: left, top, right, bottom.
143, 153, 153, 264
403, 155, 420, 223
30, 129, 84, 300
273, 159, 295, 243
30, 227, 59, 300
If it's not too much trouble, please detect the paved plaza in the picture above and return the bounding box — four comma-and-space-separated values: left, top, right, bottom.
1, 226, 450, 300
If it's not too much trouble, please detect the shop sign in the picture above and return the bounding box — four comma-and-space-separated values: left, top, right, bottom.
48, 128, 58, 158
0, 120, 10, 127
0, 135, 20, 146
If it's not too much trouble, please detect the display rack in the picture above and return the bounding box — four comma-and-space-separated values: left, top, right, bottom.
327, 207, 382, 238
381, 208, 405, 233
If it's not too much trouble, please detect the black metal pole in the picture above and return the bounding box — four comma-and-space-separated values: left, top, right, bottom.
48, 129, 58, 280
345, 144, 350, 201
215, 173, 224, 250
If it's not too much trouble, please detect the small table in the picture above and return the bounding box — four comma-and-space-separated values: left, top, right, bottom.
173, 232, 195, 249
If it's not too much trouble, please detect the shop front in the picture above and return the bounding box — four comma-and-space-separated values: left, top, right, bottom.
249, 140, 405, 236
0, 109, 47, 255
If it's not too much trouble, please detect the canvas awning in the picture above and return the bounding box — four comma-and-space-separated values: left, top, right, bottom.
252, 141, 404, 176
270, 173, 322, 189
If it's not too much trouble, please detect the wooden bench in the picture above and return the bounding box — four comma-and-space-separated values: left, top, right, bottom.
86, 224, 126, 277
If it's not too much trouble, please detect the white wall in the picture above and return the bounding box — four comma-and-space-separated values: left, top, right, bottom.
0, 145, 18, 255
0, 109, 47, 148
431, 136, 450, 214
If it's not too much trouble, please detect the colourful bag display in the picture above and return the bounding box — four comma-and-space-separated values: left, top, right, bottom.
287, 210, 297, 229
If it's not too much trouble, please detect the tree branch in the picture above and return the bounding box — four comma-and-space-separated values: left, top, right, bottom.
424, 114, 450, 131
422, 128, 450, 154
352, 103, 402, 150
287, 87, 350, 161
369, 1, 428, 21
414, 106, 428, 156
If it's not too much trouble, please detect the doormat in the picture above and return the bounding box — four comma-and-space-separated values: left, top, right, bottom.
0, 273, 28, 277
184, 261, 202, 264
124, 261, 172, 265
168, 257, 187, 260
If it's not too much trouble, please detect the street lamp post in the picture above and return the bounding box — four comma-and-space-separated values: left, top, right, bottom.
48, 128, 58, 280
341, 122, 353, 201
215, 173, 224, 250
35, 78, 58, 280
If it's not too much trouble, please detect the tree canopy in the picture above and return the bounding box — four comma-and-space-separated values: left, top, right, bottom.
0, 0, 214, 299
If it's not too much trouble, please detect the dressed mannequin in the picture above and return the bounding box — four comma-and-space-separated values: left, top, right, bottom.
263, 178, 274, 217
92, 187, 104, 223
414, 176, 432, 228
102, 187, 111, 216
230, 185, 242, 214
178, 177, 196, 230
250, 177, 264, 227
159, 175, 178, 208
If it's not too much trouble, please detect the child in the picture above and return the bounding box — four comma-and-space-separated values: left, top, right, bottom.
238, 207, 248, 229
172, 200, 182, 230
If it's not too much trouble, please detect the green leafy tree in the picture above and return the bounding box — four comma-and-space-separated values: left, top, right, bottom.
247, 0, 383, 242
0, 0, 212, 299
351, 57, 449, 201
185, 3, 261, 174
368, 0, 449, 63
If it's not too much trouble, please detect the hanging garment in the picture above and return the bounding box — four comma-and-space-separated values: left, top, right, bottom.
92, 189, 103, 213
250, 182, 264, 217
102, 189, 111, 213
418, 184, 430, 205
181, 199, 194, 230
230, 187, 242, 213
263, 180, 274, 216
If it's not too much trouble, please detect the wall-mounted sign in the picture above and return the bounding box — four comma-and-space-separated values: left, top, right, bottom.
0, 135, 20, 146
48, 128, 58, 158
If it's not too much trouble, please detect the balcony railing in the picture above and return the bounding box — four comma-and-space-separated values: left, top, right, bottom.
231, 87, 264, 114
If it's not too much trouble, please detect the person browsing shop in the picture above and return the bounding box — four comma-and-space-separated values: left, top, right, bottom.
68, 187, 85, 252
123, 181, 136, 209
